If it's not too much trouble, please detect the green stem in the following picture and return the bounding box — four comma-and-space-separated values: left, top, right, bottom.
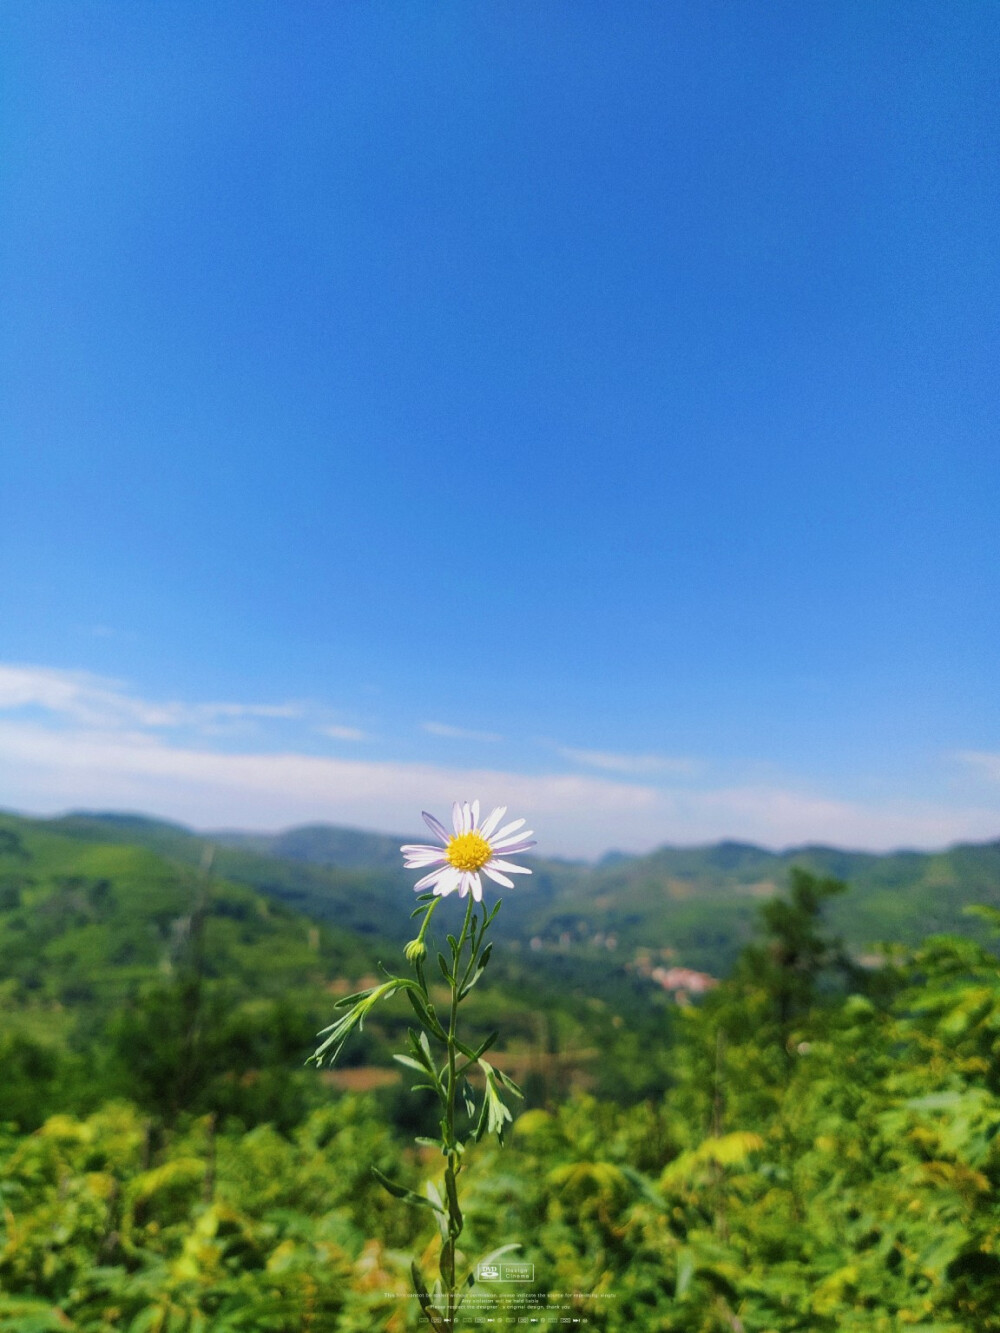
441, 894, 475, 1323
416, 897, 441, 949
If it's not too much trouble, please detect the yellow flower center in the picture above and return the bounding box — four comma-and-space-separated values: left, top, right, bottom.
446, 831, 492, 872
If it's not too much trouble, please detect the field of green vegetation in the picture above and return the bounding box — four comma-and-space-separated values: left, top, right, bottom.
2, 809, 1000, 1330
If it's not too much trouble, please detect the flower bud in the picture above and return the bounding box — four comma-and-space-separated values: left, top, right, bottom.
405, 938, 427, 963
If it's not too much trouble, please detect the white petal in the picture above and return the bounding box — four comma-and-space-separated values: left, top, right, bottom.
490, 837, 536, 858
422, 811, 450, 844
402, 844, 449, 865
470, 799, 480, 829
488, 859, 532, 875
462, 801, 473, 833
452, 802, 464, 835
401, 842, 441, 855
490, 840, 535, 857
480, 805, 507, 838
434, 867, 462, 897
414, 867, 447, 890
491, 830, 534, 848
404, 851, 448, 868
493, 818, 526, 842
483, 865, 514, 889
470, 872, 483, 901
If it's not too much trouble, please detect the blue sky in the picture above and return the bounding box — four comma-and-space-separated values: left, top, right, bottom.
2, 2, 998, 855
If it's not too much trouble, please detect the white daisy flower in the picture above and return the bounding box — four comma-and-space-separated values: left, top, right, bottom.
401, 801, 535, 903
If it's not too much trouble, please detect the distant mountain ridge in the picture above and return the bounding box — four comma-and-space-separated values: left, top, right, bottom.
17, 810, 1000, 972
538, 834, 1000, 967
214, 822, 414, 871
67, 810, 1000, 877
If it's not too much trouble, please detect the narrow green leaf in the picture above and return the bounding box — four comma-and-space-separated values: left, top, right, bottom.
476, 1059, 515, 1144
455, 1031, 498, 1063
394, 1054, 429, 1074
411, 1260, 446, 1333
329, 985, 378, 1012
372, 1167, 445, 1213
405, 987, 448, 1041
675, 1249, 695, 1299
494, 1066, 524, 1099
475, 1031, 499, 1059
621, 1165, 667, 1210
407, 1028, 435, 1063
425, 1179, 449, 1240
460, 1077, 476, 1120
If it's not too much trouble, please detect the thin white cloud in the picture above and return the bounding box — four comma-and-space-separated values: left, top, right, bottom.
953, 751, 1000, 782
1, 663, 997, 857
0, 716, 997, 857
0, 719, 655, 856
321, 725, 369, 742
558, 746, 700, 776
195, 702, 304, 721
0, 663, 302, 731
421, 721, 503, 743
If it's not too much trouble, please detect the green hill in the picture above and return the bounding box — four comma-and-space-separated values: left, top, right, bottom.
30, 809, 1000, 977
521, 837, 1000, 972
0, 810, 397, 1132
40, 811, 417, 940
0, 811, 676, 1129
7, 804, 1000, 1136
217, 821, 413, 870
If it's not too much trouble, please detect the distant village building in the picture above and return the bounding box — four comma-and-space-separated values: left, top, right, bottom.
651, 966, 718, 1004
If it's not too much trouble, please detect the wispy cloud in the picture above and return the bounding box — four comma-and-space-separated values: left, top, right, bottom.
0, 664, 302, 731
1, 714, 996, 855
421, 721, 503, 743
1, 663, 997, 857
0, 718, 656, 855
558, 746, 700, 777
320, 725, 369, 742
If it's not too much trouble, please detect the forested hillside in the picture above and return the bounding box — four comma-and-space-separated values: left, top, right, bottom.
0, 811, 674, 1134
36, 810, 1000, 974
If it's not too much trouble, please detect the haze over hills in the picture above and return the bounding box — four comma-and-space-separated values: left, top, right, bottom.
216, 823, 411, 872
